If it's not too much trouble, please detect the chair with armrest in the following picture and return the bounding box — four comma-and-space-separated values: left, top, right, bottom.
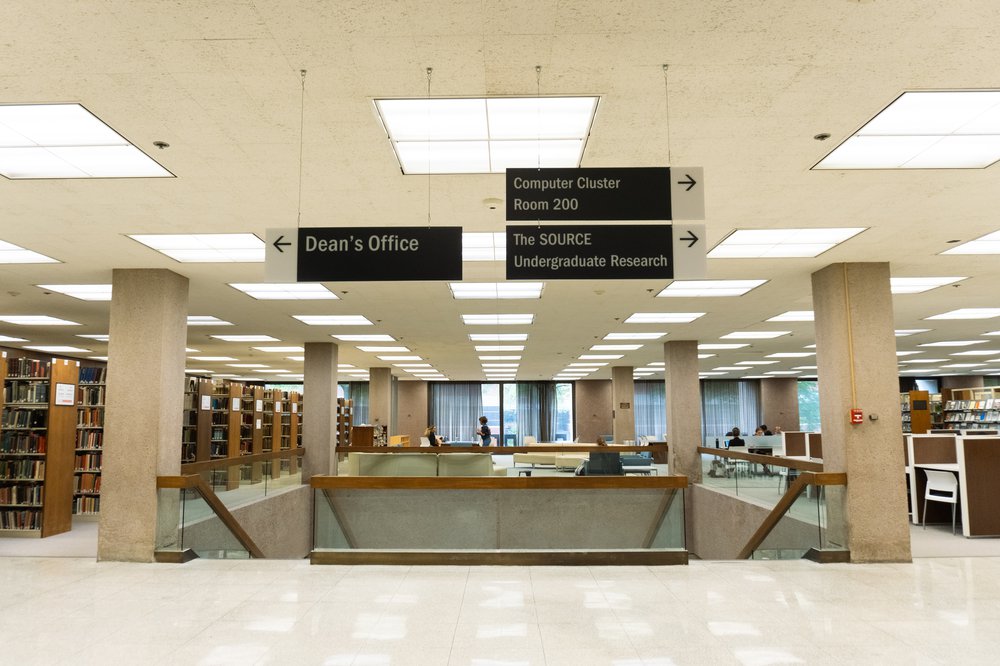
523, 435, 537, 446
922, 469, 959, 535
419, 436, 431, 447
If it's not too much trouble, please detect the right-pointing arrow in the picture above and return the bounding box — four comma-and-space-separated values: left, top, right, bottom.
677, 173, 697, 191
680, 230, 699, 248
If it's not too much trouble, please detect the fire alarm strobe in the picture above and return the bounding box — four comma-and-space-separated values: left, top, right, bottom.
850, 408, 863, 425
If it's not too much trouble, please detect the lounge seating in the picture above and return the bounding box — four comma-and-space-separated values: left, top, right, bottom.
343, 452, 502, 477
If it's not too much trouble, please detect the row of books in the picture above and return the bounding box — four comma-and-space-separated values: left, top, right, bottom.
76, 430, 102, 450
0, 432, 47, 454
75, 473, 101, 493
945, 399, 1000, 410
0, 460, 45, 480
5, 358, 48, 378
74, 453, 101, 471
4, 381, 49, 403
73, 495, 100, 515
77, 385, 105, 406
0, 484, 42, 505
2, 409, 46, 429
79, 366, 106, 384
77, 407, 103, 427
944, 411, 1000, 423
0, 509, 41, 530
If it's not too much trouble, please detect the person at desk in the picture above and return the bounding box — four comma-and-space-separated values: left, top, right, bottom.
596, 436, 608, 446
423, 425, 443, 447
727, 427, 746, 447
476, 416, 491, 447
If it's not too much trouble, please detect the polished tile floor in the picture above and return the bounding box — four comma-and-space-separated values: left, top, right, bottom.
3, 556, 1000, 665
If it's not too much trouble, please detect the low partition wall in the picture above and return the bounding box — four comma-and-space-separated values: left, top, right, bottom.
339, 442, 668, 464
311, 475, 687, 565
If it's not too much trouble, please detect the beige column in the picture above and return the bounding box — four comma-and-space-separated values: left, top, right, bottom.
611, 366, 636, 443
812, 262, 911, 562
369, 367, 393, 433
574, 379, 612, 443
397, 380, 429, 444
98, 269, 188, 562
664, 340, 702, 482
303, 342, 338, 478
761, 378, 800, 432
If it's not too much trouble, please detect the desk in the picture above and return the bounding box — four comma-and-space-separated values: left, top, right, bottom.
915, 463, 959, 472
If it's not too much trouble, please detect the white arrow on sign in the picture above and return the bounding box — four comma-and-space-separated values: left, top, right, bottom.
671, 223, 707, 279
265, 227, 298, 282
668, 167, 705, 220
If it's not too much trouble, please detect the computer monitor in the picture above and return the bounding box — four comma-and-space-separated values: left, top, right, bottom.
587, 451, 623, 475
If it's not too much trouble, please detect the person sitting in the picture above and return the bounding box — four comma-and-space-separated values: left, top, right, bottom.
423, 425, 442, 447
759, 424, 774, 436
596, 436, 608, 446
727, 427, 746, 447
754, 426, 765, 436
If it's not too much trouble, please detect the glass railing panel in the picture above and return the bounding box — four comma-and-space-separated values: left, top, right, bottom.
701, 451, 740, 492
752, 481, 846, 560
176, 487, 250, 559
155, 487, 184, 553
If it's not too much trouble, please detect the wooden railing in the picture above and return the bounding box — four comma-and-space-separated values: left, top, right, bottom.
180, 446, 304, 475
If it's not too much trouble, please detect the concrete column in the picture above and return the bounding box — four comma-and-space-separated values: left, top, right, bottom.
397, 380, 429, 444
303, 342, 338, 478
98, 269, 188, 562
611, 366, 636, 443
664, 341, 702, 482
574, 379, 612, 443
761, 378, 800, 432
369, 367, 393, 433
812, 262, 911, 563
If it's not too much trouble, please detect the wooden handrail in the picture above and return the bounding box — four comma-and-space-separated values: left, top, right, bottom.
697, 446, 824, 472
156, 474, 265, 558
180, 447, 304, 474
310, 475, 688, 490
735, 471, 847, 559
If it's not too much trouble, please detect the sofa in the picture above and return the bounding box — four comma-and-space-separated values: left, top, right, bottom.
343, 452, 502, 477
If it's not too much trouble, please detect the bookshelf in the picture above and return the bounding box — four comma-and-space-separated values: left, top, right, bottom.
240, 385, 265, 483
74, 365, 106, 516
900, 390, 930, 434
941, 387, 1000, 430
182, 377, 212, 462
1, 355, 79, 537
336, 398, 353, 447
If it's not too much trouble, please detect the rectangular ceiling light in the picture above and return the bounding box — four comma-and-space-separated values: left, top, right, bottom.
699, 372, 729, 377
22, 345, 90, 353
899, 359, 947, 364
377, 355, 422, 361
227, 363, 268, 368
766, 311, 814, 322
919, 340, 988, 347
941, 363, 987, 368
721, 331, 791, 340
482, 363, 519, 368
896, 351, 923, 356
736, 360, 779, 366
0, 103, 172, 179
925, 308, 1000, 320
624, 313, 705, 324
0, 335, 28, 342
332, 334, 396, 342
604, 333, 666, 340
579, 354, 624, 360
469, 334, 528, 342
698, 354, 716, 359
698, 343, 750, 350
375, 96, 598, 174
449, 282, 543, 299
708, 228, 865, 258
294, 315, 374, 326
251, 346, 304, 353
896, 329, 931, 336
229, 283, 338, 300
128, 234, 264, 263
951, 350, 1000, 356
462, 314, 534, 326
36, 284, 112, 301
357, 346, 411, 353
475, 345, 525, 352
188, 316, 233, 326
77, 334, 110, 342
0, 315, 79, 325
766, 352, 815, 358
479, 356, 521, 361
590, 344, 642, 351
942, 229, 1000, 255
462, 233, 506, 262
189, 356, 238, 361
395, 363, 432, 368
0, 240, 58, 264
211, 335, 280, 342
765, 371, 801, 375
890, 277, 965, 294
657, 280, 767, 298
814, 91, 1000, 169
569, 362, 607, 367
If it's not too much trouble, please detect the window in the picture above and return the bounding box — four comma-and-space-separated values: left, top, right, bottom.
428, 381, 573, 444
634, 381, 666, 440
797, 380, 821, 431
340, 382, 369, 424
701, 380, 762, 440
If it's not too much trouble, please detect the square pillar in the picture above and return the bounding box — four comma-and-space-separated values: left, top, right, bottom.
611, 366, 635, 444
303, 342, 338, 478
99, 269, 188, 562
761, 378, 800, 433
812, 262, 911, 562
664, 340, 701, 482
369, 367, 393, 433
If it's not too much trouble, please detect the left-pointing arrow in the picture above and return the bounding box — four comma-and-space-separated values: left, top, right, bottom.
273, 235, 291, 253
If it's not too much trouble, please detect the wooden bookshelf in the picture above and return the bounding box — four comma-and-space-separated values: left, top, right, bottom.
1, 355, 79, 538
182, 377, 212, 462
74, 364, 106, 516
941, 387, 1000, 430
337, 398, 353, 448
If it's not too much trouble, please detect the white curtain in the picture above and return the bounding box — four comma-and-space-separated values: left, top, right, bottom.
701, 380, 762, 440
429, 383, 484, 442
634, 381, 667, 439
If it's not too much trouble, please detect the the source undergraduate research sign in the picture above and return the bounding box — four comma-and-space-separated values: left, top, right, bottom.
505, 224, 706, 280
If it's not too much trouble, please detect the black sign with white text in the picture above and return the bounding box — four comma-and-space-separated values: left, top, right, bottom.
296, 226, 462, 281
506, 225, 675, 280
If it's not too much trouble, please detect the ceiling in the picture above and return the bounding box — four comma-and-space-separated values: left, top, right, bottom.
3, 0, 1000, 383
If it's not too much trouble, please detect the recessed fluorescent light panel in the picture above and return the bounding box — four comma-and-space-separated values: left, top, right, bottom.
766, 311, 814, 322
624, 313, 705, 324
189, 356, 238, 362
252, 346, 304, 353
479, 356, 521, 361
377, 355, 422, 361
896, 329, 931, 336
77, 334, 109, 342
813, 91, 1000, 169
211, 335, 280, 342
0, 240, 58, 264
187, 316, 233, 326
590, 344, 642, 351
890, 277, 965, 294
294, 315, 374, 326
942, 230, 1000, 255
657, 280, 767, 298
951, 350, 1000, 356
462, 233, 506, 262
708, 228, 865, 258
721, 331, 791, 340
332, 335, 396, 342
925, 309, 1000, 320
475, 345, 525, 352
579, 354, 624, 360
128, 234, 264, 263
227, 363, 268, 368
736, 361, 779, 366
229, 283, 338, 300
375, 96, 598, 174
36, 284, 112, 301
0, 315, 79, 326
357, 346, 411, 353
896, 351, 922, 356
698, 344, 750, 350
449, 282, 543, 299
22, 345, 90, 353
604, 333, 665, 340
919, 340, 988, 347
462, 314, 534, 326
766, 352, 815, 358
0, 103, 172, 179
0, 335, 28, 342
469, 334, 528, 342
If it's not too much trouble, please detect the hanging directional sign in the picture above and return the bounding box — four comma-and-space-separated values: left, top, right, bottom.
266, 226, 463, 282
506, 223, 706, 280
505, 167, 704, 221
